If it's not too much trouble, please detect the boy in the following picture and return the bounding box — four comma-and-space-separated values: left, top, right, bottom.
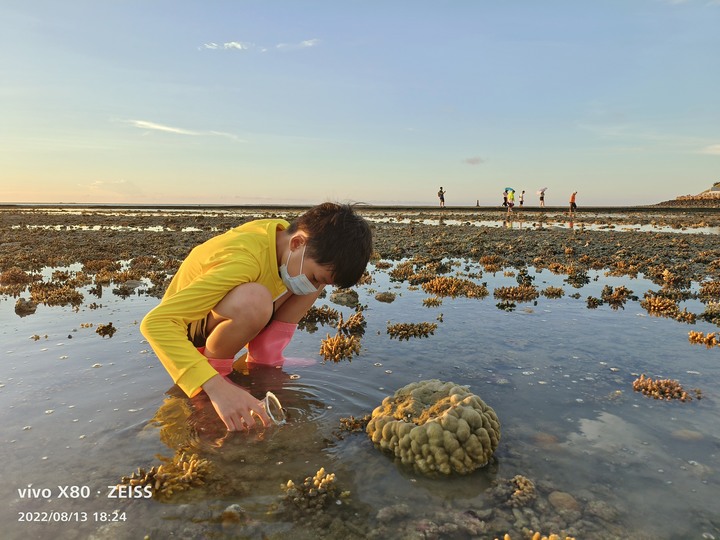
141, 202, 373, 432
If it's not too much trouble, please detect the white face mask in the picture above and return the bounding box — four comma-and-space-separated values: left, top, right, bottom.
280, 244, 318, 295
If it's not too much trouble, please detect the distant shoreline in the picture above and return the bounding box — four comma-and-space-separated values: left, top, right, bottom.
1, 202, 719, 212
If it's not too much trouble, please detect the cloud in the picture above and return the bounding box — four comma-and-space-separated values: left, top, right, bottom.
276, 38, 320, 51
127, 120, 200, 136
123, 120, 245, 142
700, 144, 720, 155
200, 38, 319, 53
199, 41, 258, 52
223, 41, 254, 50
463, 156, 485, 165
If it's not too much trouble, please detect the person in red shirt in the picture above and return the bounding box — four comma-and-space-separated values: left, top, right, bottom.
569, 191, 578, 215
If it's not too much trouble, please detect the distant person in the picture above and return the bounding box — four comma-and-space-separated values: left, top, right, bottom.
506, 190, 515, 214
438, 187, 446, 208
539, 191, 545, 208
519, 190, 525, 207
502, 190, 508, 207
141, 203, 373, 431
569, 191, 578, 215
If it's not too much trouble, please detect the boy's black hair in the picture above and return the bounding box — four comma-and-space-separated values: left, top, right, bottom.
288, 202, 372, 288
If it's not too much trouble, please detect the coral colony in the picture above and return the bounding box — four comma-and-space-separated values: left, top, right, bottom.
366, 379, 501, 476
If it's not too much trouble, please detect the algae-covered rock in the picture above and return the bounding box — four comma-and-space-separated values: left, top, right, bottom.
366, 379, 500, 475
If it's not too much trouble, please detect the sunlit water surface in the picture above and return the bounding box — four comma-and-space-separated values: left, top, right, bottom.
1, 262, 718, 540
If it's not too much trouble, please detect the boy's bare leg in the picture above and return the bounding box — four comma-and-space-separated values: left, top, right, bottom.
272, 287, 324, 323
201, 284, 323, 431
204, 282, 273, 360
198, 282, 275, 430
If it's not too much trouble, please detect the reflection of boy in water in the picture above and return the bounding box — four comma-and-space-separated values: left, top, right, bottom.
141, 203, 372, 432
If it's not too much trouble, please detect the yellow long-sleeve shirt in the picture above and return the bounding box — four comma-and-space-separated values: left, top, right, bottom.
140, 218, 289, 397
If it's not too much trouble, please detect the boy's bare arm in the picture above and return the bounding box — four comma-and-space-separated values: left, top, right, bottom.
202, 374, 270, 431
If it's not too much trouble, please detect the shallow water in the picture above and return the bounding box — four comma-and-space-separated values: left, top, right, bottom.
1, 262, 719, 539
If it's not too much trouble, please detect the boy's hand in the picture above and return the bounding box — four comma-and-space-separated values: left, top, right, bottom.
202, 374, 270, 431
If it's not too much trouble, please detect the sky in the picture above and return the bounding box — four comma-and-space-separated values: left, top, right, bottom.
1, 1, 719, 207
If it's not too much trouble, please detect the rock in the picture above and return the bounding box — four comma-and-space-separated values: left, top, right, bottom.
548, 491, 581, 513
374, 291, 396, 303
221, 503, 247, 528
14, 297, 37, 317
586, 500, 619, 521
671, 429, 704, 441
376, 504, 411, 523
330, 288, 359, 308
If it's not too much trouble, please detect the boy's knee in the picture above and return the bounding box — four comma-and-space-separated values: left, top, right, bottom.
221, 283, 273, 326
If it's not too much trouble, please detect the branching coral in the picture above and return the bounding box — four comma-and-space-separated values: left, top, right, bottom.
600, 285, 633, 310
30, 282, 84, 307
564, 267, 590, 288
95, 322, 117, 338
632, 374, 701, 402
337, 311, 366, 336
496, 300, 516, 312
541, 286, 565, 299
660, 268, 690, 289
640, 294, 679, 317
387, 322, 438, 340
298, 305, 340, 332
408, 269, 440, 285
337, 415, 371, 436
493, 284, 539, 302
421, 276, 488, 299
688, 331, 718, 348
479, 255, 506, 273
674, 308, 697, 324
497, 534, 576, 540
606, 260, 640, 278
82, 259, 121, 274
423, 296, 443, 307
281, 467, 342, 511
0, 266, 34, 286
389, 261, 416, 282
699, 302, 720, 325
700, 280, 720, 301
366, 379, 501, 475
508, 474, 537, 507
341, 415, 371, 432
319, 333, 361, 362
118, 450, 212, 501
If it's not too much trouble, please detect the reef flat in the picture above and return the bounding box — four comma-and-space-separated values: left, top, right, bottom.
1, 206, 719, 284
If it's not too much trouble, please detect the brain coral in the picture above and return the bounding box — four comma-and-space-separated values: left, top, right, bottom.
366, 379, 500, 475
